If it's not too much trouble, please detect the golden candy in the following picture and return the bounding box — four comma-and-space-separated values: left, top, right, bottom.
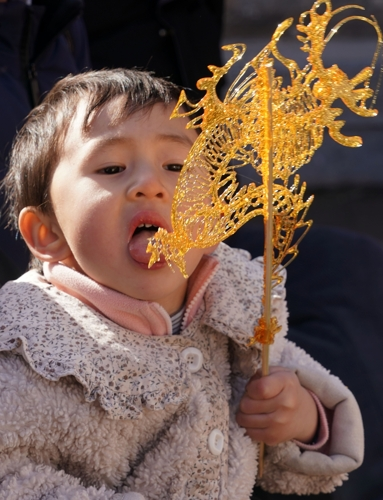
250, 316, 282, 347
147, 0, 382, 338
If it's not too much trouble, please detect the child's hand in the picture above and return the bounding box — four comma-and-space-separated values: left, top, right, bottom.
236, 366, 318, 446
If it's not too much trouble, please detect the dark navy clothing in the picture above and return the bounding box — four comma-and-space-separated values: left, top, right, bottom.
83, 0, 224, 96
0, 0, 90, 275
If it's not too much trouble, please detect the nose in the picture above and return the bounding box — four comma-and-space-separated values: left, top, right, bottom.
126, 162, 168, 200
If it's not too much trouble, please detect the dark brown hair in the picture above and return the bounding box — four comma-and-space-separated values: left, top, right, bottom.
2, 68, 181, 233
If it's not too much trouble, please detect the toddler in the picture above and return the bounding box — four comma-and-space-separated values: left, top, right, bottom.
0, 69, 363, 499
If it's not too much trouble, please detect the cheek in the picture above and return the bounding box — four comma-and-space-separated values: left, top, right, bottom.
168, 178, 179, 202
55, 193, 114, 251
69, 213, 121, 278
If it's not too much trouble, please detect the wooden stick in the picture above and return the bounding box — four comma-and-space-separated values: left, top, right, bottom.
258, 60, 274, 479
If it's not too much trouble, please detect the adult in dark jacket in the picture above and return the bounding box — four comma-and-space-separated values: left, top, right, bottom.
83, 0, 224, 96
0, 0, 90, 279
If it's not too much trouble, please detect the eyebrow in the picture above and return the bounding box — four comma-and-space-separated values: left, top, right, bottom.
89, 136, 132, 153
156, 133, 195, 148
90, 132, 195, 154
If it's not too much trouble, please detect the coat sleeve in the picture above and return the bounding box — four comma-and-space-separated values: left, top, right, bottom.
0, 355, 145, 500
258, 339, 364, 495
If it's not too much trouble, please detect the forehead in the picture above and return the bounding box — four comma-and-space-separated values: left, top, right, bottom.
62, 97, 196, 155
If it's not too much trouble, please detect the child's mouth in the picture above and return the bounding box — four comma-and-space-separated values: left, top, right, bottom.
128, 224, 161, 265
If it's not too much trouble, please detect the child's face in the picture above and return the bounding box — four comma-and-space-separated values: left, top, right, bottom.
48, 98, 208, 314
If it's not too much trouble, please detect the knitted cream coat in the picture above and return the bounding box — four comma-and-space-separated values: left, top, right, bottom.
0, 244, 363, 500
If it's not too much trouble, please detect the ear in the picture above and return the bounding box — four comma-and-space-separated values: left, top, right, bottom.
19, 207, 71, 263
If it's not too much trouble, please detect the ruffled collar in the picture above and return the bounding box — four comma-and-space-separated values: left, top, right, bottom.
0, 270, 193, 419
0, 243, 288, 419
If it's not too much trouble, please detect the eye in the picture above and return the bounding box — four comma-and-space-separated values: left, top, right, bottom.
98, 166, 125, 175
164, 163, 184, 172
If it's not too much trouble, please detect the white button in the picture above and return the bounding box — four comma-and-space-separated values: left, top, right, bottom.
181, 347, 203, 373
208, 429, 224, 456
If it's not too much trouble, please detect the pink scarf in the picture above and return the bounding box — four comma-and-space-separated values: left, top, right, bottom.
43, 256, 218, 336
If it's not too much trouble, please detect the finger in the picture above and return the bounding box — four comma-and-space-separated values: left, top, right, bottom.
239, 393, 283, 414
236, 410, 272, 430
236, 411, 287, 446
237, 398, 290, 428
245, 371, 289, 400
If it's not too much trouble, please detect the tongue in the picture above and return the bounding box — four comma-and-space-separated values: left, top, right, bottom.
129, 231, 161, 265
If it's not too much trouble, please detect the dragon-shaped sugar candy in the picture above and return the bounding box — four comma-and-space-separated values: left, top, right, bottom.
148, 0, 382, 282
147, 0, 381, 345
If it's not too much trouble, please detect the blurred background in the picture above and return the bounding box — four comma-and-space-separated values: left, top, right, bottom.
222, 0, 383, 243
